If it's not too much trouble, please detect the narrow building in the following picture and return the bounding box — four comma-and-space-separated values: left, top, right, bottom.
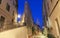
20, 1, 34, 37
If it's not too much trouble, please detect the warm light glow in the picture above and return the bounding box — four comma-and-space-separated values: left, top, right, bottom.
18, 14, 21, 18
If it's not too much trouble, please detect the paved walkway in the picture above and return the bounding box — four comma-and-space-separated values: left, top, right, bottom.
0, 26, 28, 38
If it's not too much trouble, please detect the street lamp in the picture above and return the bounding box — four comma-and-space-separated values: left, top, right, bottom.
18, 14, 21, 18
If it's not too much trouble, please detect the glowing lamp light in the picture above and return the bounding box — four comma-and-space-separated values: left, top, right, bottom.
18, 14, 21, 18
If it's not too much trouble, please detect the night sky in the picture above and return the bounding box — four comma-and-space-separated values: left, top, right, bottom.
18, 0, 43, 29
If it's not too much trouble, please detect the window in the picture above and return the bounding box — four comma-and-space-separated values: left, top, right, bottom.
13, 11, 14, 16
12, 19, 14, 23
0, 16, 5, 28
23, 22, 26, 26
51, 0, 52, 2
6, 3, 10, 11
0, 0, 2, 4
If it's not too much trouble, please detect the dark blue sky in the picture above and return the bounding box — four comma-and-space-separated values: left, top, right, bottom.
18, 0, 43, 29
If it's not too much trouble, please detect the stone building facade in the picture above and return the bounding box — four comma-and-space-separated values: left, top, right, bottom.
0, 0, 18, 31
